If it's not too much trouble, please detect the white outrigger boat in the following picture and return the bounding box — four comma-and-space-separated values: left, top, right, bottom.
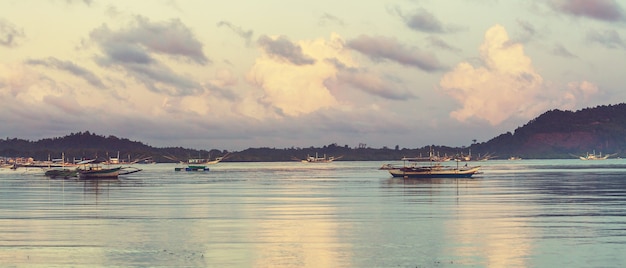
297, 153, 342, 163
77, 159, 142, 179
383, 149, 481, 178
387, 163, 481, 178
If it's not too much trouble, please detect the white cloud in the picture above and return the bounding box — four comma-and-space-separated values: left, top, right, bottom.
246, 33, 354, 117
439, 25, 544, 125
440, 25, 602, 125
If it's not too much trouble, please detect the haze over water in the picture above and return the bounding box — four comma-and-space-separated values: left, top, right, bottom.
2, 160, 626, 267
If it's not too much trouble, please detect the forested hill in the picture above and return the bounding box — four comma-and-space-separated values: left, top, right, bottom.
2, 104, 626, 160
473, 103, 626, 158
0, 131, 228, 163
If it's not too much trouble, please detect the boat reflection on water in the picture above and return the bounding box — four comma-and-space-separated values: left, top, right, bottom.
81, 178, 121, 195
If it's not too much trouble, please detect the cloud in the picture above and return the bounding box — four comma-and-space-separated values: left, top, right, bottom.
439, 25, 544, 125
89, 16, 209, 95
551, 43, 577, 58
514, 19, 538, 44
347, 35, 444, 72
91, 16, 209, 64
25, 57, 106, 89
318, 13, 345, 26
217, 21, 253, 46
548, 0, 626, 22
569, 80, 599, 99
256, 35, 316, 65
43, 94, 84, 115
586, 29, 626, 49
439, 24, 602, 125
426, 36, 461, 53
0, 18, 25, 47
247, 33, 354, 117
392, 7, 463, 34
335, 69, 416, 100
326, 59, 416, 100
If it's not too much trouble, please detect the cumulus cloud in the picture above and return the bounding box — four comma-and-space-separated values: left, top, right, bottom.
25, 57, 106, 89
347, 35, 444, 72
440, 24, 601, 125
257, 35, 316, 65
0, 63, 90, 121
247, 33, 356, 117
217, 21, 253, 46
90, 16, 209, 95
549, 0, 626, 22
0, 18, 25, 47
568, 80, 599, 99
586, 29, 626, 49
439, 25, 544, 125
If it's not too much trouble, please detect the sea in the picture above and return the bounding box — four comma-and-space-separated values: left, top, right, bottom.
1, 159, 626, 267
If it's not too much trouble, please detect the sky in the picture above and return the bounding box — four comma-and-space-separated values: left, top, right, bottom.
1, 0, 625, 151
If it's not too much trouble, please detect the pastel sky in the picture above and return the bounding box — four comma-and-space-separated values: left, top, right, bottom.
1, 0, 625, 150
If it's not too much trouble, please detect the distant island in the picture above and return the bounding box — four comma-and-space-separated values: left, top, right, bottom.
1, 103, 625, 162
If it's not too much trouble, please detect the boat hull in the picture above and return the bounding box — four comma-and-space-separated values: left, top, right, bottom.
389, 166, 480, 178
175, 165, 209, 171
45, 169, 78, 179
78, 167, 121, 179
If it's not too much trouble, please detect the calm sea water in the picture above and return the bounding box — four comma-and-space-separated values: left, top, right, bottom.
2, 159, 626, 267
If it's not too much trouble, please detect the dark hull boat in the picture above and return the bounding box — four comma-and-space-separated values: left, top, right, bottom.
175, 165, 210, 171
388, 164, 480, 178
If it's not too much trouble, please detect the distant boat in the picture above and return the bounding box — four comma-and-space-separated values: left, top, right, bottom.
574, 151, 616, 160
171, 153, 231, 165
297, 153, 342, 163
174, 165, 210, 172
508, 156, 522, 160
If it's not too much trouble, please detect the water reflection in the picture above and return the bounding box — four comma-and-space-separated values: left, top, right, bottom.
2, 161, 626, 266
81, 178, 120, 195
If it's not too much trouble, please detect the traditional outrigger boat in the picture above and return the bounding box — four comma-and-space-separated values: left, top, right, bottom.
174, 165, 210, 172
44, 168, 78, 179
76, 159, 142, 179
168, 153, 229, 171
574, 151, 616, 160
383, 149, 481, 178
387, 163, 481, 178
296, 153, 343, 163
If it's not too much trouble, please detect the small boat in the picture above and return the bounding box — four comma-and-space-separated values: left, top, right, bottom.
575, 151, 615, 160
77, 159, 142, 179
181, 152, 231, 165
175, 165, 210, 172
388, 163, 481, 178
44, 168, 78, 179
297, 153, 342, 163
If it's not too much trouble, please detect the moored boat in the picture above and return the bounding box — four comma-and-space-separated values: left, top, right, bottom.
388, 164, 481, 178
45, 168, 78, 179
575, 151, 616, 160
175, 165, 210, 172
77, 159, 142, 179
297, 153, 342, 163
